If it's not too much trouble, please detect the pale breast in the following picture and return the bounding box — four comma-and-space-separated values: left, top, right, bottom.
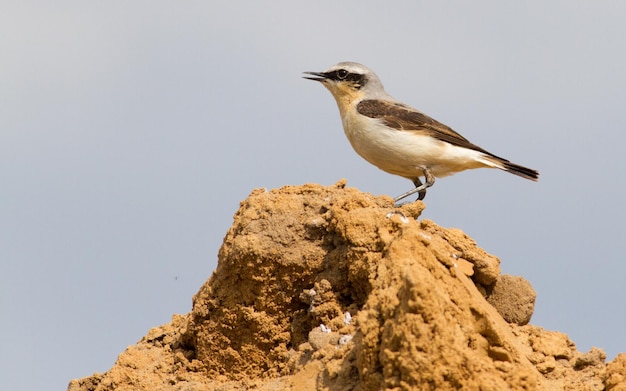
341, 114, 488, 179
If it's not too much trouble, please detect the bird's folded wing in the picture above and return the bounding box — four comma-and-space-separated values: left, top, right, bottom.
357, 99, 506, 160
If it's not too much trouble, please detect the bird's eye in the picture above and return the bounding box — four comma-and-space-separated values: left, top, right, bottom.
336, 69, 349, 79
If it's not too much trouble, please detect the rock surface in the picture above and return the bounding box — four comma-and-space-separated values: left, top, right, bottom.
486, 274, 536, 325
68, 181, 625, 390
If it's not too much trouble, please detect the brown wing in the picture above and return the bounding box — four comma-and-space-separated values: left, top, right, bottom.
357, 99, 503, 159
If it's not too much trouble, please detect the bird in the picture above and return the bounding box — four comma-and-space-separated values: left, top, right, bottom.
303, 62, 539, 202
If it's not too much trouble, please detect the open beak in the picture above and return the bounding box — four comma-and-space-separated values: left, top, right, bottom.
302, 71, 328, 82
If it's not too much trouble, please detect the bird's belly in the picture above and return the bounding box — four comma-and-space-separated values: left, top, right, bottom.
344, 120, 486, 179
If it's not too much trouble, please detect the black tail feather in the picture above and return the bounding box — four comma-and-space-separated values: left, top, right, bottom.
501, 160, 539, 181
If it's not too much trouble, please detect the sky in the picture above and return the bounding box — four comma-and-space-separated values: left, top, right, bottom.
2, 2, 626, 390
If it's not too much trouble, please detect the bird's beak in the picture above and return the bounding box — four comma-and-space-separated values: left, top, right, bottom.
302, 71, 328, 82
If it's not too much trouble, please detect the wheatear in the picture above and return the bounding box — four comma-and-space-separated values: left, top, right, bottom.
304, 62, 539, 202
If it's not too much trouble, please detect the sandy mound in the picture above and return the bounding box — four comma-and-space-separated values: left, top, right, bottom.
68, 181, 626, 390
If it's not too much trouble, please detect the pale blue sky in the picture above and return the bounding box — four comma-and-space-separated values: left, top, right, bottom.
2, 2, 626, 389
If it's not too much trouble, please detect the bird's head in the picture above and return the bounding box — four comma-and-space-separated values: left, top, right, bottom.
304, 62, 386, 102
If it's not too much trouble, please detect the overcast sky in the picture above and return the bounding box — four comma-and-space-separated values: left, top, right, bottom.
2, 2, 626, 390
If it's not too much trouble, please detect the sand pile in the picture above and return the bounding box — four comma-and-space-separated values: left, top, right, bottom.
68, 181, 626, 390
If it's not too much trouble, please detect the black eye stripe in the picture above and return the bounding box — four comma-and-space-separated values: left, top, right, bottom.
325, 69, 366, 86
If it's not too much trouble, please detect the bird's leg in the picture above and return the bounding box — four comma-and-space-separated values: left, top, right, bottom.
413, 177, 427, 201
393, 168, 435, 203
